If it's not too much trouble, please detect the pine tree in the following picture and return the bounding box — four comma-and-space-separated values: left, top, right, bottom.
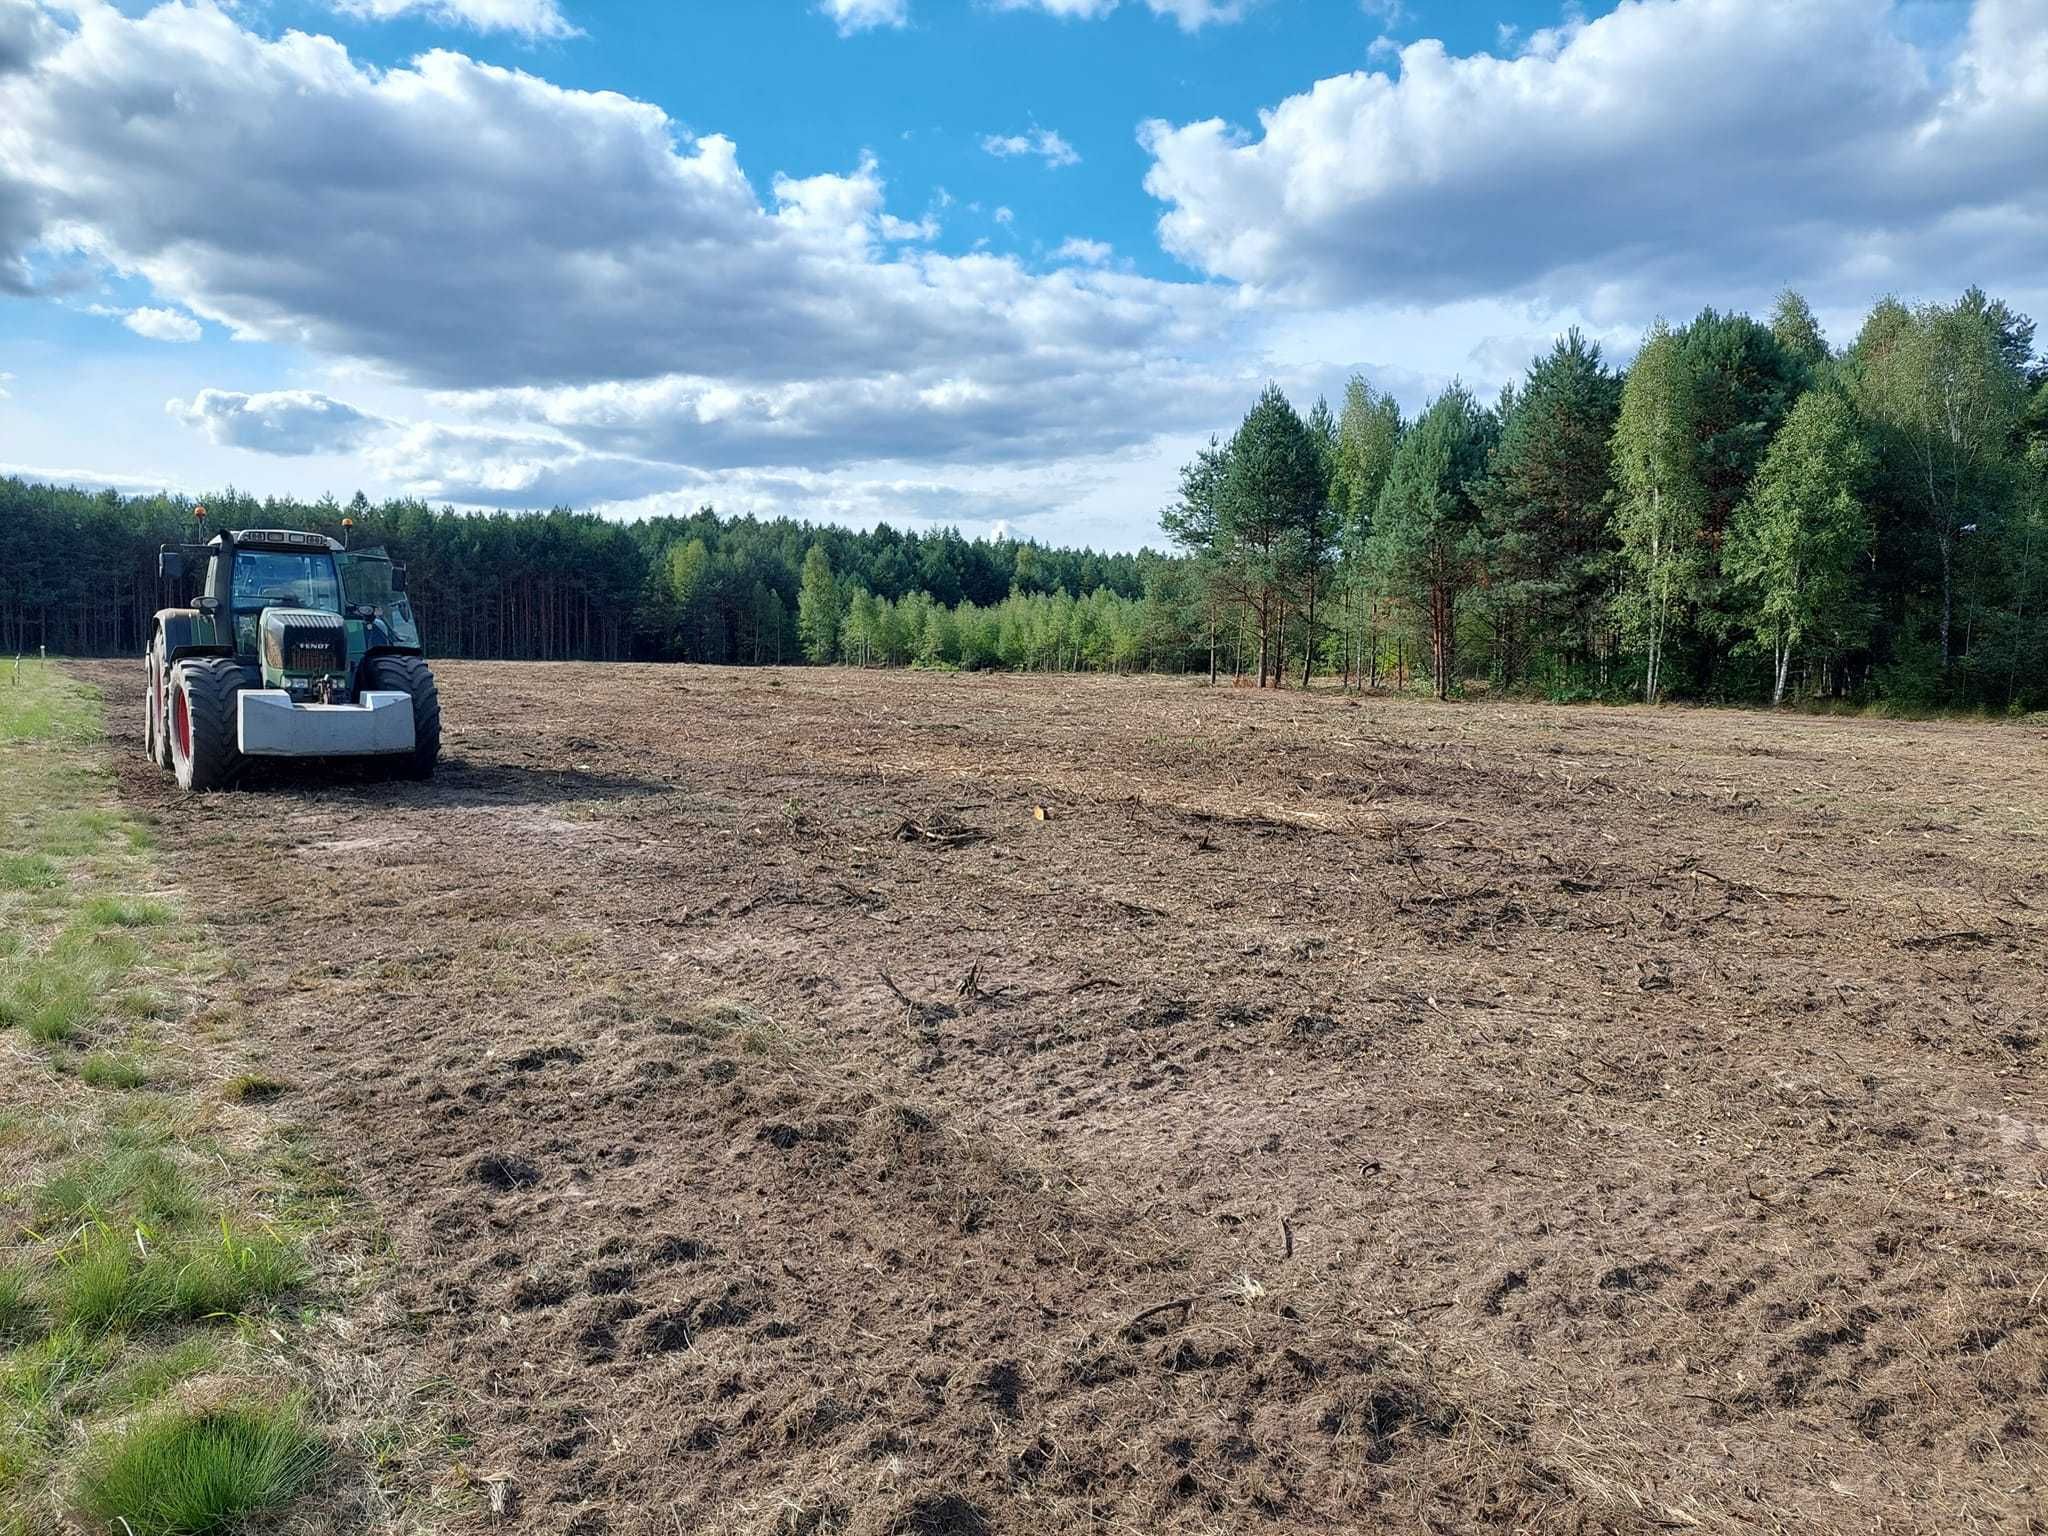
1473, 329, 1621, 689
1219, 385, 1323, 687
1372, 386, 1493, 700
1296, 396, 1339, 685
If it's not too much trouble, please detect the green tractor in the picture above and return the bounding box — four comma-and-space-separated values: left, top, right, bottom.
145, 519, 441, 790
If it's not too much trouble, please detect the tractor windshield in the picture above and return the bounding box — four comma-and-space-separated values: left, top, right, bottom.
232, 551, 342, 615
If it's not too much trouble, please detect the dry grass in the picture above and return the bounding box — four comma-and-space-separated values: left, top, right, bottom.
0, 661, 419, 1534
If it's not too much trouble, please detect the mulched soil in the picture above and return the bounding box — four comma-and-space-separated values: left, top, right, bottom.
81, 660, 2048, 1534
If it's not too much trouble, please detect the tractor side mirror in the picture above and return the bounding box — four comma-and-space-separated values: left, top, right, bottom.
158, 550, 185, 584
390, 564, 409, 593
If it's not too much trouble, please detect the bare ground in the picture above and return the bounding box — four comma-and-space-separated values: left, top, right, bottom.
79, 660, 2048, 1535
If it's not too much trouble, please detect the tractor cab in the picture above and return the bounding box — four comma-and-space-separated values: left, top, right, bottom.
160, 529, 419, 703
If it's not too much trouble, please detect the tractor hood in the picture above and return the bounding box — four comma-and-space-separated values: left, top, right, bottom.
259, 608, 348, 695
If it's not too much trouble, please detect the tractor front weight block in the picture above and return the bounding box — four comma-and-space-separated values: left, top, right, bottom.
237, 689, 417, 757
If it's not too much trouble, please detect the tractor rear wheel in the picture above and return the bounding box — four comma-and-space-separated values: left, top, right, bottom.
366, 655, 441, 780
168, 657, 244, 792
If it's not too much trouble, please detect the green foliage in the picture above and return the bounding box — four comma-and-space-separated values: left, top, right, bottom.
1332, 377, 1404, 540
4, 284, 2042, 709
1852, 294, 2028, 675
1155, 286, 2040, 706
0, 1425, 31, 1495
1372, 386, 1495, 699
796, 544, 842, 663
0, 660, 331, 1531
1473, 329, 1622, 685
0, 945, 153, 1062
0, 1323, 119, 1419
1611, 320, 1707, 700
221, 1073, 288, 1102
78, 1403, 324, 1536
0, 479, 1155, 667
1220, 384, 1329, 685
166, 1226, 307, 1320
1726, 390, 1874, 701
1769, 289, 1831, 375
54, 1241, 177, 1333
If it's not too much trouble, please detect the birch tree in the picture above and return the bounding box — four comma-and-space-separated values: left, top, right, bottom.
1611, 321, 1705, 701
1725, 390, 1873, 704
1330, 378, 1403, 687
1853, 299, 2026, 670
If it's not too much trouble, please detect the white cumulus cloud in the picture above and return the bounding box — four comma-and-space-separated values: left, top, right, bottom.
0, 0, 1227, 419
123, 307, 200, 342
993, 0, 1250, 28
818, 0, 908, 35
981, 128, 1080, 168
1141, 0, 2048, 311
1144, 0, 1249, 25
333, 0, 579, 38
168, 388, 386, 455
1052, 236, 1111, 265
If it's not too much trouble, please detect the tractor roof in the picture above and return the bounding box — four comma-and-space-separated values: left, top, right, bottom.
210, 529, 344, 552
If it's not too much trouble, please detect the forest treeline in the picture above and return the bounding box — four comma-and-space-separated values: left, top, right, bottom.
3, 284, 2043, 708
0, 484, 1166, 669
1165, 286, 2048, 710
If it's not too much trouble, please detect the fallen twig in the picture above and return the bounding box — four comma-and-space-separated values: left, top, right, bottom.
1128, 1297, 1196, 1330
1900, 929, 1993, 951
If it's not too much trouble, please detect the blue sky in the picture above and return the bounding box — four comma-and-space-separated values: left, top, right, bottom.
258, 1, 1573, 275
0, 0, 2038, 549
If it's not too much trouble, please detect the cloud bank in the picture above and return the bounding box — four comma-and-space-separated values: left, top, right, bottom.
1, 0, 2040, 529
1141, 0, 2048, 314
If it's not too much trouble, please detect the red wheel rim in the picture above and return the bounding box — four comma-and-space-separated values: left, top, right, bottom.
172, 683, 191, 760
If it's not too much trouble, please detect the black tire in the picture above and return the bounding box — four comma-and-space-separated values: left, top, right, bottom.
168, 657, 244, 792
366, 655, 441, 780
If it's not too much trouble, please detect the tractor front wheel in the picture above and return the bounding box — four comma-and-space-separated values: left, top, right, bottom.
366, 655, 441, 780
168, 658, 244, 792
144, 638, 173, 770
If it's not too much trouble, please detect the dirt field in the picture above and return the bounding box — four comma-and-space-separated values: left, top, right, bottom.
80, 660, 2048, 1535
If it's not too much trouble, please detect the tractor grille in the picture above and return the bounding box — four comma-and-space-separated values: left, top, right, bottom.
263, 611, 346, 675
